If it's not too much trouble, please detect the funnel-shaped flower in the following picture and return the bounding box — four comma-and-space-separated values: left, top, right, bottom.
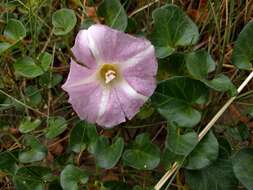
62, 25, 157, 128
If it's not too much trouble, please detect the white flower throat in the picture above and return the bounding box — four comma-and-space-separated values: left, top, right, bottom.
99, 64, 120, 85
105, 70, 117, 84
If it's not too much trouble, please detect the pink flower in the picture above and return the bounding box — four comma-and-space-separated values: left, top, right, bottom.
62, 25, 157, 128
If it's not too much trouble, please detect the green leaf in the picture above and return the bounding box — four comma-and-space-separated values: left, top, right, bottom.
93, 136, 124, 169
45, 116, 67, 139
97, 0, 128, 31
14, 166, 52, 190
39, 72, 63, 88
184, 131, 219, 169
69, 121, 98, 153
232, 20, 253, 69
152, 76, 208, 127
0, 151, 18, 174
24, 85, 42, 106
123, 133, 160, 170
232, 148, 253, 190
52, 8, 77, 35
19, 116, 41, 133
185, 158, 238, 190
14, 52, 52, 78
19, 135, 47, 163
0, 42, 11, 54
161, 148, 184, 170
203, 74, 236, 93
60, 164, 89, 190
39, 52, 53, 71
150, 4, 199, 58
186, 50, 216, 80
4, 19, 26, 41
0, 19, 26, 54
166, 124, 198, 155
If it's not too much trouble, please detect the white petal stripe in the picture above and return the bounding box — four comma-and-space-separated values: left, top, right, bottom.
97, 87, 110, 120
64, 73, 97, 89
119, 79, 148, 101
87, 30, 101, 62
120, 45, 154, 70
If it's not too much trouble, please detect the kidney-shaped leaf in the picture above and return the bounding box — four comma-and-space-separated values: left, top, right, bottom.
150, 4, 199, 58
166, 124, 198, 155
203, 74, 236, 93
93, 136, 124, 169
232, 148, 253, 190
123, 133, 160, 170
0, 151, 18, 174
60, 165, 89, 190
19, 135, 47, 163
45, 116, 67, 139
4, 19, 26, 41
186, 50, 216, 80
69, 121, 98, 153
97, 0, 128, 31
52, 8, 77, 36
0, 19, 26, 54
14, 166, 52, 190
232, 20, 253, 69
152, 76, 208, 127
14, 52, 52, 78
184, 131, 219, 169
185, 158, 238, 190
19, 116, 41, 133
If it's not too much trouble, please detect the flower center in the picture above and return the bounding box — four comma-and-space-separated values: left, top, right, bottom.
99, 64, 119, 84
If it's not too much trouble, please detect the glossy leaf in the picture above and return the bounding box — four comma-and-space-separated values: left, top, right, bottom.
0, 19, 26, 54
185, 158, 238, 190
19, 116, 41, 133
69, 122, 98, 153
52, 8, 77, 35
232, 20, 253, 69
14, 52, 52, 78
232, 148, 253, 190
14, 166, 52, 190
166, 124, 198, 155
4, 19, 26, 41
123, 133, 160, 170
186, 50, 216, 80
162, 148, 184, 170
24, 85, 42, 106
152, 76, 207, 127
19, 136, 47, 163
39, 72, 63, 88
97, 0, 128, 31
184, 131, 219, 169
203, 74, 236, 93
45, 116, 67, 139
60, 164, 89, 190
0, 151, 18, 174
93, 136, 124, 169
150, 4, 199, 58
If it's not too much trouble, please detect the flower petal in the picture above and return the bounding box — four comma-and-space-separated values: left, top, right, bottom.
62, 61, 101, 123
115, 80, 148, 120
87, 24, 153, 63
62, 60, 96, 91
123, 76, 156, 97
96, 88, 126, 128
122, 46, 157, 97
67, 82, 102, 123
71, 30, 97, 69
